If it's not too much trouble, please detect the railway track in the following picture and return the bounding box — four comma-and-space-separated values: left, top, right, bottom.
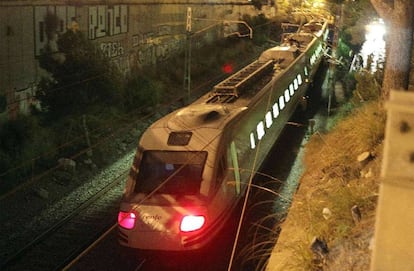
1, 171, 127, 271
0, 72, 249, 271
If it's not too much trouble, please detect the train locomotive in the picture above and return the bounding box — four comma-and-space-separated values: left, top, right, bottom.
118, 19, 329, 251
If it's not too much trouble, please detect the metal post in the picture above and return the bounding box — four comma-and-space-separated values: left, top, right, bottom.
327, 3, 341, 116
183, 7, 192, 103
182, 10, 253, 104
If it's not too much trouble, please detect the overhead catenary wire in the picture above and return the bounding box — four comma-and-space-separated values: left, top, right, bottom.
2, 17, 275, 106
0, 64, 242, 201
4, 67, 120, 108
0, 93, 177, 201
0, 45, 258, 180
0, 18, 278, 201
227, 69, 276, 270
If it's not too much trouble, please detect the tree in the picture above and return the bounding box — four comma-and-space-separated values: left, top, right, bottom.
370, 0, 414, 97
36, 29, 124, 119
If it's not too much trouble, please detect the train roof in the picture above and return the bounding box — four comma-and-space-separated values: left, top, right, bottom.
259, 46, 300, 65
148, 20, 329, 134
151, 103, 247, 132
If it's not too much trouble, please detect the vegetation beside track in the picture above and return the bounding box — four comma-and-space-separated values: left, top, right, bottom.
0, 14, 286, 195
267, 96, 386, 270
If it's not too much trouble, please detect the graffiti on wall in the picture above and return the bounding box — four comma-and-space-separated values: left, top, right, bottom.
132, 25, 175, 47
132, 35, 184, 67
100, 42, 125, 58
88, 5, 128, 39
33, 6, 214, 73
34, 6, 77, 56
129, 22, 186, 67
132, 21, 219, 67
98, 40, 129, 74
111, 56, 130, 75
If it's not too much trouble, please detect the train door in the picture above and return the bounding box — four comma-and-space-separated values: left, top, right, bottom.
228, 141, 242, 196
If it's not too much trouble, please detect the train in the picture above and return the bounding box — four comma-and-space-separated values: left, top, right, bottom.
118, 19, 330, 251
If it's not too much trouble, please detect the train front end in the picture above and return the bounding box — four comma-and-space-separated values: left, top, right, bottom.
118, 149, 212, 251
118, 110, 223, 251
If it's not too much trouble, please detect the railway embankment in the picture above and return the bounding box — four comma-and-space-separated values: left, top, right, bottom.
266, 99, 385, 271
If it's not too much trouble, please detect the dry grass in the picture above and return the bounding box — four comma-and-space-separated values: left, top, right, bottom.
305, 101, 385, 182
269, 101, 386, 271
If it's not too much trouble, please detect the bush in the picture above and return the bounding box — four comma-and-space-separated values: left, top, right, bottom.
36, 30, 124, 120
124, 73, 163, 111
0, 115, 56, 189
1, 14, 285, 196
351, 71, 382, 103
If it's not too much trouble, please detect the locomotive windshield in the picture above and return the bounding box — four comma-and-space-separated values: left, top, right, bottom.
134, 150, 207, 195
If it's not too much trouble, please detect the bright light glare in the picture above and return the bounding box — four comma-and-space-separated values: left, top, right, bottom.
118, 211, 136, 230
250, 132, 256, 149
366, 20, 386, 38
265, 111, 273, 128
180, 215, 205, 232
312, 2, 325, 8
360, 19, 386, 72
257, 121, 265, 140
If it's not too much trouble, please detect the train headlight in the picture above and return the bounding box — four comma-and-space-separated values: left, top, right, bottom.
180, 215, 205, 232
118, 211, 136, 230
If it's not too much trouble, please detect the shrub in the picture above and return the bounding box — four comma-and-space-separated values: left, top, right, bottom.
351, 71, 382, 103
0, 115, 56, 190
36, 30, 124, 120
124, 73, 163, 111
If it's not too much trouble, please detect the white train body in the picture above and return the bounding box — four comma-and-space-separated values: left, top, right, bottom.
118, 21, 329, 251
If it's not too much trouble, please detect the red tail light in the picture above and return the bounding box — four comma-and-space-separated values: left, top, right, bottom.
180, 215, 206, 232
118, 211, 136, 230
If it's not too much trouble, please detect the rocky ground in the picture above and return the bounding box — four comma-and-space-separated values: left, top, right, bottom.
0, 109, 165, 265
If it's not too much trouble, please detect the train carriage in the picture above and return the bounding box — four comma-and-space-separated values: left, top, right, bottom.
118, 20, 329, 251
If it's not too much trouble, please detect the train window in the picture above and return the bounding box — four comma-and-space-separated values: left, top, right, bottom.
250, 132, 256, 149
279, 96, 285, 110
216, 155, 226, 185
294, 79, 298, 90
284, 90, 290, 102
134, 150, 207, 195
168, 131, 192, 146
272, 103, 279, 118
289, 84, 294, 96
265, 111, 272, 128
257, 121, 265, 140
298, 74, 303, 85
229, 141, 241, 195
304, 67, 309, 76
